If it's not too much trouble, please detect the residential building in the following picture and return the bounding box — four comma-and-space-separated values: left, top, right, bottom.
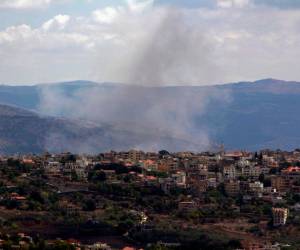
272, 207, 288, 226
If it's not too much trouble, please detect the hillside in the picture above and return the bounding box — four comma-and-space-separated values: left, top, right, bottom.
205, 79, 300, 150
0, 104, 196, 154
0, 79, 299, 152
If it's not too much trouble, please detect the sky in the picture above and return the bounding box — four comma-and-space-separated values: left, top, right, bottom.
0, 0, 300, 85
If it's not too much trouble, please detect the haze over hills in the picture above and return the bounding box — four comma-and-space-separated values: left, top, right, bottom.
0, 78, 299, 153
0, 104, 199, 154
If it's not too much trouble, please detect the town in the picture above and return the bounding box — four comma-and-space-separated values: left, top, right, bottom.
0, 148, 299, 250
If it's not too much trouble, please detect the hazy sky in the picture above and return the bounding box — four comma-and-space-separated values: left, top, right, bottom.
0, 0, 300, 85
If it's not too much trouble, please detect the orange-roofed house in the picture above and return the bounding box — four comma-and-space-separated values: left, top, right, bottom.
22, 158, 34, 164
122, 247, 138, 250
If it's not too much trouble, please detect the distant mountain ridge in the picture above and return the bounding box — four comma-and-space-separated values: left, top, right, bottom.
0, 78, 299, 109
0, 78, 299, 153
221, 78, 300, 94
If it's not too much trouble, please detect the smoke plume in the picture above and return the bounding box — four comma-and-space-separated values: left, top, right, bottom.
39, 6, 230, 153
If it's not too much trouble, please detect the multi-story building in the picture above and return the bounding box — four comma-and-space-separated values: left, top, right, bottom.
272, 207, 288, 226
223, 165, 236, 180
249, 181, 264, 195
281, 166, 300, 183
271, 176, 290, 193
224, 180, 240, 196
171, 171, 186, 187
241, 165, 261, 179
128, 149, 145, 162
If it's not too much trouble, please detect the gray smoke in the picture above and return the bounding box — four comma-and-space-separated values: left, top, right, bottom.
126, 8, 218, 86
39, 7, 230, 153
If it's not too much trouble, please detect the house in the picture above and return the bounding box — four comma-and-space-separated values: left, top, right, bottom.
262, 155, 279, 168
85, 242, 112, 250
224, 151, 244, 160
122, 247, 137, 250
281, 166, 300, 182
140, 159, 158, 171
10, 192, 26, 202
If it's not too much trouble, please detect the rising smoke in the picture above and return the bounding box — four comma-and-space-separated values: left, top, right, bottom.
122, 7, 218, 86
39, 6, 230, 153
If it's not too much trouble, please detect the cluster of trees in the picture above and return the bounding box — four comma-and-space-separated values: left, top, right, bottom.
93, 163, 142, 174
